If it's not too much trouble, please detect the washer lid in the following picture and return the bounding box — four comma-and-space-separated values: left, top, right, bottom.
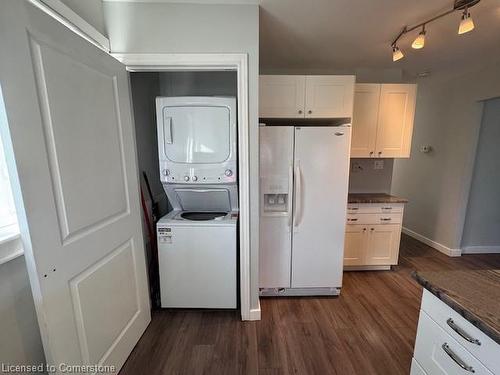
174, 188, 231, 212
180, 212, 227, 221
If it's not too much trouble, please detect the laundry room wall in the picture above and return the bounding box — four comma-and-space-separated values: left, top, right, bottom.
104, 2, 261, 314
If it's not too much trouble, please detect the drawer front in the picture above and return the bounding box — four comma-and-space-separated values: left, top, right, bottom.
414, 311, 494, 375
346, 213, 402, 225
421, 290, 499, 374
410, 358, 427, 375
347, 203, 404, 214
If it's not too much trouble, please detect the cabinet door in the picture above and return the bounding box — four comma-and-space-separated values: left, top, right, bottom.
375, 84, 417, 158
304, 75, 355, 118
344, 225, 367, 266
259, 75, 305, 118
351, 84, 380, 157
366, 224, 401, 265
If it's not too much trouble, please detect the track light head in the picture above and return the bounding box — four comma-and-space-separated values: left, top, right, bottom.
458, 8, 475, 34
392, 45, 404, 61
412, 26, 426, 49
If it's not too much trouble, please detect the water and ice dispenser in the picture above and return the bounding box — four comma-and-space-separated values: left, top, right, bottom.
261, 176, 290, 215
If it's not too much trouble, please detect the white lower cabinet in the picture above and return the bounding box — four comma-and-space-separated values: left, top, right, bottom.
411, 290, 499, 375
344, 203, 403, 268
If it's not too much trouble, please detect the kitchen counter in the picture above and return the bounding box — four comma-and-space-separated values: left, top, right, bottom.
413, 269, 500, 345
347, 193, 408, 204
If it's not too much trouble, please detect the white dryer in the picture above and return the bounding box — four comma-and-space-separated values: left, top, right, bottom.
157, 209, 237, 309
156, 96, 237, 187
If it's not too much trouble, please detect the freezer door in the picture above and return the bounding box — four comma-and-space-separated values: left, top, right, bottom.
259, 126, 294, 288
291, 126, 351, 288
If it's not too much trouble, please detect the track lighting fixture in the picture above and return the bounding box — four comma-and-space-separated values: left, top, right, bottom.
390, 0, 480, 61
458, 6, 475, 34
412, 25, 426, 49
392, 45, 404, 61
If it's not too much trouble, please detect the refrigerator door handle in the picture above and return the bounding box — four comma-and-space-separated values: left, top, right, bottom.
293, 162, 302, 229
288, 165, 294, 229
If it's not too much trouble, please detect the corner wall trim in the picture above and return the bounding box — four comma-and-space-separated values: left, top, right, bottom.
461, 246, 500, 254
402, 227, 462, 257
248, 300, 261, 321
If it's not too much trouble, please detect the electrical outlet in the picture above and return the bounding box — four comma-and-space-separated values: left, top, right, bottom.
351, 162, 363, 173
374, 160, 384, 170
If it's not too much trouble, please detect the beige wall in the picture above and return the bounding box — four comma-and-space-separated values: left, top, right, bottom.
392, 61, 500, 251
349, 159, 394, 194
104, 2, 261, 311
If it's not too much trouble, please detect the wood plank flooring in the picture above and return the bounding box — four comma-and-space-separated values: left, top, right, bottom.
119, 234, 500, 375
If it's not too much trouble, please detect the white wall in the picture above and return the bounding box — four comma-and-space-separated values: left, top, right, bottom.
0, 256, 45, 369
58, 0, 106, 35
392, 60, 500, 251
461, 98, 500, 252
104, 2, 261, 311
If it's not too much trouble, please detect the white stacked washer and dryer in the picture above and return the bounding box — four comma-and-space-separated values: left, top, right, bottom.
155, 96, 238, 309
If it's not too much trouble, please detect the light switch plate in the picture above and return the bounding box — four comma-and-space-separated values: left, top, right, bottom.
374, 160, 384, 170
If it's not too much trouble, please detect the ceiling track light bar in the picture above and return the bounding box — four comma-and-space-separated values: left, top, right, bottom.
391, 0, 480, 48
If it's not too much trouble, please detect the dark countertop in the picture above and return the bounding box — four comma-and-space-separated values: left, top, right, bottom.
413, 270, 500, 345
347, 193, 408, 204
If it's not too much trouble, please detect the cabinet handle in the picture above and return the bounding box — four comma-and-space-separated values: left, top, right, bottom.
347, 218, 358, 222
446, 319, 481, 346
370, 228, 374, 231
298, 110, 303, 114
369, 151, 374, 156
378, 151, 382, 156
363, 228, 367, 232
441, 343, 475, 373
381, 207, 392, 210
380, 218, 392, 222
308, 110, 312, 114
348, 207, 359, 211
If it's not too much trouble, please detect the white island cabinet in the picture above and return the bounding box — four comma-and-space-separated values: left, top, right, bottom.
411, 290, 499, 375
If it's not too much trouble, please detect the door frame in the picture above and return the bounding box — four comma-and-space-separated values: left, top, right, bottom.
113, 53, 252, 321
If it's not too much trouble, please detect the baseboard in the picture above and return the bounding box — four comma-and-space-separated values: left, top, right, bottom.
248, 300, 261, 321
461, 246, 500, 254
402, 227, 462, 257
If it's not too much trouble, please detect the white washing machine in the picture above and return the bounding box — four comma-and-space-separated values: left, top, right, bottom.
157, 209, 237, 309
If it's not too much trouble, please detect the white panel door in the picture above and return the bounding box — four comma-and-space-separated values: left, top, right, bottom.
259, 75, 305, 118
304, 75, 355, 118
375, 84, 417, 158
351, 84, 380, 157
291, 126, 351, 288
0, 1, 150, 371
259, 126, 294, 288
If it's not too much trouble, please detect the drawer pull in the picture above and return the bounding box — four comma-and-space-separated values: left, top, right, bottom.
347, 218, 358, 222
348, 207, 359, 211
442, 343, 475, 373
380, 218, 392, 221
446, 318, 481, 346
381, 207, 393, 210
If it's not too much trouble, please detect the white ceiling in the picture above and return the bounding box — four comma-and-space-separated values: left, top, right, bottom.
259, 0, 500, 76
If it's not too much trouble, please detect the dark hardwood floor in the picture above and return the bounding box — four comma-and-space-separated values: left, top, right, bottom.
120, 234, 500, 375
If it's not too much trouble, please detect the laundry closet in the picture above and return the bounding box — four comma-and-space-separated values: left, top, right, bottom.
129, 71, 239, 309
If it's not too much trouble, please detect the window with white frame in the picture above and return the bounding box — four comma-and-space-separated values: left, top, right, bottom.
0, 87, 19, 241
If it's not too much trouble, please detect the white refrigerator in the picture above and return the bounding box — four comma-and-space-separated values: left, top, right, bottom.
259, 125, 351, 295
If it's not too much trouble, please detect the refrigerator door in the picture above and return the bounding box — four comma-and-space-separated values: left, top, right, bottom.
291, 126, 351, 288
259, 126, 294, 288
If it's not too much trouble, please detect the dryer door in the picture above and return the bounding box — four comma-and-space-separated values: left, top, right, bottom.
162, 104, 231, 164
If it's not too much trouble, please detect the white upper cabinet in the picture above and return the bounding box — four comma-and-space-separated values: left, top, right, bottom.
304, 75, 355, 118
351, 84, 380, 157
351, 83, 417, 158
376, 84, 417, 158
259, 75, 306, 118
259, 75, 355, 119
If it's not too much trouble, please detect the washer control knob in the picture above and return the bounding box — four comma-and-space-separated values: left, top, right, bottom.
184, 175, 190, 182
162, 169, 170, 176
192, 176, 198, 182
225, 169, 233, 177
